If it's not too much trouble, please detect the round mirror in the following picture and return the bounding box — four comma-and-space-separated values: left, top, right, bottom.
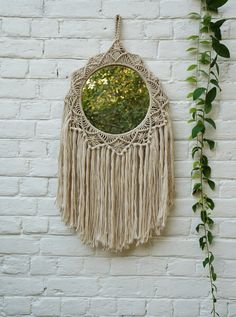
81, 65, 150, 134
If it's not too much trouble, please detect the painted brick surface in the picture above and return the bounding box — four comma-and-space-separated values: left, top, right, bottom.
0, 0, 235, 316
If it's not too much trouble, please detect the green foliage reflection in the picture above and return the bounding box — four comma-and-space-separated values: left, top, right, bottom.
81, 65, 150, 134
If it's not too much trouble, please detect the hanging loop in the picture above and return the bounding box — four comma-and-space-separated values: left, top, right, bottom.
115, 14, 121, 41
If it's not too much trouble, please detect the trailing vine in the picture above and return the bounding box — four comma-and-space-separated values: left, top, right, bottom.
186, 0, 230, 316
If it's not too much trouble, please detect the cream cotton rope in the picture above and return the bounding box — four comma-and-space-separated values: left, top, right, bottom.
56, 15, 174, 252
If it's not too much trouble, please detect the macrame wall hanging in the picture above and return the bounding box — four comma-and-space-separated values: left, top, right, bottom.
56, 15, 174, 252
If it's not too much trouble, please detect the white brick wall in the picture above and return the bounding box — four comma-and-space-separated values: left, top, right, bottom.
0, 0, 235, 316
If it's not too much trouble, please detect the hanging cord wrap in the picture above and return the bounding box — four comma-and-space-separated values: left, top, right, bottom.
115, 14, 121, 41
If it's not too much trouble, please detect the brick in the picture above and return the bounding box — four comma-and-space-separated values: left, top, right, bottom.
101, 39, 158, 59
58, 257, 83, 275
47, 277, 99, 296
2, 255, 29, 274
158, 40, 189, 59
0, 216, 21, 234
160, 0, 199, 17
47, 140, 60, 159
31, 256, 57, 275
50, 101, 63, 119
31, 19, 58, 37
48, 217, 73, 235
61, 298, 89, 316
144, 20, 172, 39
4, 296, 31, 315
0, 140, 18, 157
0, 59, 28, 78
117, 299, 146, 315
147, 299, 173, 316
173, 19, 198, 39
0, 39, 43, 58
0, 120, 34, 138
37, 198, 58, 216
173, 300, 199, 317
29, 159, 57, 177
19, 140, 47, 158
36, 119, 61, 139
83, 258, 110, 275
0, 237, 39, 254
39, 79, 69, 99
220, 180, 236, 198
2, 18, 30, 36
22, 216, 48, 234
102, 0, 159, 18
145, 61, 171, 81
0, 277, 43, 295
0, 0, 43, 17
56, 60, 86, 79
0, 177, 18, 196
0, 197, 37, 215
45, 0, 101, 18
220, 220, 236, 238
20, 101, 51, 119
19, 177, 48, 196
167, 258, 196, 276
48, 178, 57, 196
32, 298, 60, 316
44, 39, 99, 58
162, 217, 190, 236
41, 237, 94, 256
0, 79, 37, 98
29, 60, 57, 78
0, 158, 29, 176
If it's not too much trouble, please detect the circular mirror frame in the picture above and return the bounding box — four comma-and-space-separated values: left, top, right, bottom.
80, 64, 150, 134
65, 39, 169, 155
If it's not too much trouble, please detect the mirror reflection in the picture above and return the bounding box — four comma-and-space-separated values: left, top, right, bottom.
81, 65, 150, 134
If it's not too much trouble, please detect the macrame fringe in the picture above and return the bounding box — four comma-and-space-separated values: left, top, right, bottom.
56, 112, 174, 252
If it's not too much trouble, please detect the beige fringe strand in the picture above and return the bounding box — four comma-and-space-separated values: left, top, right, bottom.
56, 113, 174, 252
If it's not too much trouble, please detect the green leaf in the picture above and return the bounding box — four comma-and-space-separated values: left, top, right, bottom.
210, 79, 221, 91
186, 76, 197, 83
208, 231, 213, 244
202, 165, 211, 178
193, 87, 206, 100
192, 121, 205, 138
192, 183, 202, 195
215, 19, 227, 28
207, 179, 216, 190
196, 223, 204, 232
206, 197, 215, 210
199, 236, 206, 250
212, 272, 217, 281
201, 210, 208, 223
186, 47, 197, 52
207, 0, 229, 10
206, 87, 217, 104
199, 52, 211, 65
201, 155, 208, 166
204, 138, 215, 150
192, 202, 200, 212
203, 257, 209, 267
205, 103, 212, 114
207, 217, 214, 228
187, 64, 197, 71
209, 252, 215, 264
211, 55, 218, 68
205, 118, 216, 129
212, 37, 230, 58
200, 40, 211, 45
187, 35, 199, 40
188, 12, 201, 19
192, 146, 201, 158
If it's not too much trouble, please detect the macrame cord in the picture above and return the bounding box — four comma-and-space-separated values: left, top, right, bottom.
56, 15, 174, 252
